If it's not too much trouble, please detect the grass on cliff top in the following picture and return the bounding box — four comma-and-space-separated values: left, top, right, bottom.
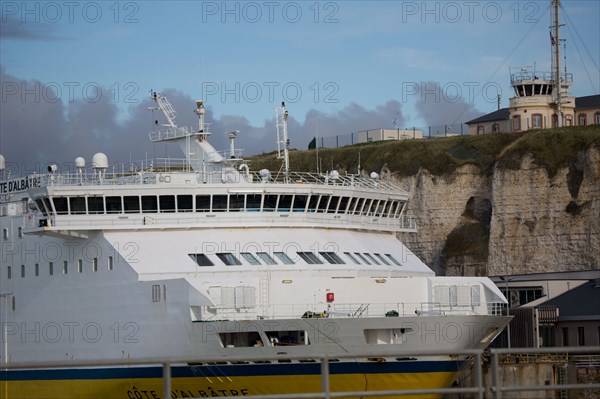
248, 125, 600, 177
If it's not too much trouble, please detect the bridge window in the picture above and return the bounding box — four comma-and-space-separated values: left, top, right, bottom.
141, 196, 158, 213
212, 195, 228, 212
159, 195, 176, 213
278, 195, 293, 212
124, 196, 140, 213
53, 197, 68, 215
318, 196, 331, 213
35, 199, 48, 216
263, 194, 278, 211
229, 195, 245, 212
337, 197, 350, 214
176, 195, 192, 212
106, 196, 122, 214
88, 197, 104, 214
307, 195, 319, 213
43, 198, 53, 215
246, 194, 262, 210
293, 195, 308, 212
195, 195, 211, 212
69, 197, 86, 214
327, 196, 340, 213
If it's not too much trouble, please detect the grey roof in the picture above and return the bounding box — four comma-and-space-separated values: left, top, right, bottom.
465, 108, 510, 125
490, 270, 600, 283
575, 94, 600, 109
540, 279, 600, 319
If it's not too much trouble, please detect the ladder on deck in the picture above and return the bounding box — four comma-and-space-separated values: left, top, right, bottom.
558, 364, 568, 399
354, 304, 369, 317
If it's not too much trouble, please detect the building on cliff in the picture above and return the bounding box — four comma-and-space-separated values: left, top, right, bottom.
490, 270, 600, 348
466, 0, 600, 135
466, 94, 600, 135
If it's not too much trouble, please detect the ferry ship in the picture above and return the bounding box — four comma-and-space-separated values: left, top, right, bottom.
0, 93, 510, 399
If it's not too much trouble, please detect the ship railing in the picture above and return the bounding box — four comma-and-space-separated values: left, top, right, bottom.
248, 171, 401, 191
202, 301, 507, 321
149, 125, 212, 142
28, 212, 417, 232
23, 169, 403, 192
4, 347, 599, 399
510, 71, 573, 84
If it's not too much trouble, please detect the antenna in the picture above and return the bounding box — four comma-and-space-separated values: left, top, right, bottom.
551, 0, 564, 127
275, 102, 290, 182
315, 119, 320, 174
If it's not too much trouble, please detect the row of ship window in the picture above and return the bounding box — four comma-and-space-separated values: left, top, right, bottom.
189, 251, 403, 267
34, 194, 405, 218
6, 257, 112, 279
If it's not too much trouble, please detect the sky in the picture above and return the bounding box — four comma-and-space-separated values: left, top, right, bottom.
1, 0, 599, 174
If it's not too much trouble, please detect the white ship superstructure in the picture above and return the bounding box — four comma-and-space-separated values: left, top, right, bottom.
0, 94, 510, 399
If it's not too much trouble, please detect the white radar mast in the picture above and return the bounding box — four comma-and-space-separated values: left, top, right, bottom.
275, 102, 290, 183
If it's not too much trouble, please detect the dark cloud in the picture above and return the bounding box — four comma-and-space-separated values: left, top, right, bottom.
2, 69, 486, 176
412, 81, 484, 126
0, 16, 64, 41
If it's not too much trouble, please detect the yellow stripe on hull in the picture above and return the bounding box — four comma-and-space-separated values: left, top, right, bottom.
1, 372, 458, 399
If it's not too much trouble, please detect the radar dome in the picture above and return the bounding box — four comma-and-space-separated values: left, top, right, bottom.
329, 170, 340, 180
259, 169, 271, 182
75, 157, 86, 169
0, 154, 5, 171
91, 153, 108, 169
370, 172, 379, 180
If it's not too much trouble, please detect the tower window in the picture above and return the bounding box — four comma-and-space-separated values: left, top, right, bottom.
512, 115, 521, 131
532, 114, 543, 129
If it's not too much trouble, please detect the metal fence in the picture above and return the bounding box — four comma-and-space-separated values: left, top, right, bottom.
3, 346, 599, 399
315, 124, 469, 149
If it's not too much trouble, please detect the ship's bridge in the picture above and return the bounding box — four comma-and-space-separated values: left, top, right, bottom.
510, 70, 573, 98
20, 165, 416, 238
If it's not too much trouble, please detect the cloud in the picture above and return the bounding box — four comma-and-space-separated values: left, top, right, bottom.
411, 81, 484, 126
0, 16, 65, 41
0, 67, 408, 174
